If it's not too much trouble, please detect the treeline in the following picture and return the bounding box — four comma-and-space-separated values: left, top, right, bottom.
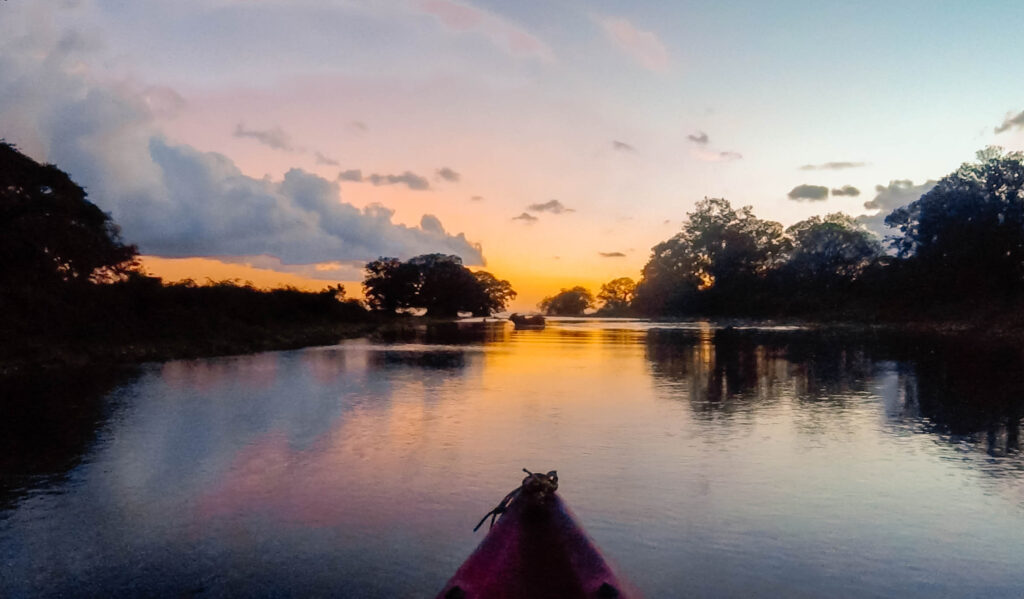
1, 141, 523, 369
543, 148, 1024, 321
0, 142, 372, 368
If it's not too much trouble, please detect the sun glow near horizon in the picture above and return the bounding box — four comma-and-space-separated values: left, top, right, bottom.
3, 1, 1024, 312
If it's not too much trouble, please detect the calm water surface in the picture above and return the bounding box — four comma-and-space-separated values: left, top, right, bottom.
2, 319, 1023, 598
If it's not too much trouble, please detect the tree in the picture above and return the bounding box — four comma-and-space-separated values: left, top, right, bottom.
363, 257, 420, 312
885, 147, 1024, 295
362, 254, 517, 317
785, 213, 882, 282
470, 271, 517, 316
539, 286, 594, 316
633, 198, 789, 315
408, 253, 482, 317
596, 277, 636, 315
0, 141, 138, 287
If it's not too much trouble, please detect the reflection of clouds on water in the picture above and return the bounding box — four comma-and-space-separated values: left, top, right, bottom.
3, 320, 1024, 597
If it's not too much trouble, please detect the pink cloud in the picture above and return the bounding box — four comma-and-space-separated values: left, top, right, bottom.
414, 0, 553, 60
595, 15, 670, 72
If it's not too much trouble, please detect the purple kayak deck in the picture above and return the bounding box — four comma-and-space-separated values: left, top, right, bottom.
436, 492, 632, 599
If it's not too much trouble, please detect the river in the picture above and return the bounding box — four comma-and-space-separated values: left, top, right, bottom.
2, 319, 1023, 598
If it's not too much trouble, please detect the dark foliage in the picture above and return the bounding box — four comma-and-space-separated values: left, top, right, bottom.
886, 147, 1024, 298
539, 286, 594, 316
595, 277, 636, 316
0, 141, 138, 287
0, 144, 370, 368
632, 198, 790, 316
362, 254, 516, 317
633, 149, 1024, 320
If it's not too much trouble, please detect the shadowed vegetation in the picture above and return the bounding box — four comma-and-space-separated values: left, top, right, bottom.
628, 148, 1024, 323
539, 286, 594, 316
362, 254, 515, 317
0, 142, 372, 371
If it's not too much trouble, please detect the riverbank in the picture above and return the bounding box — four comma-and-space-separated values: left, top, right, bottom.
0, 321, 382, 377
6, 307, 1023, 378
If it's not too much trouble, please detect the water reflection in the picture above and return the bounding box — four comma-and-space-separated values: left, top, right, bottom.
1, 321, 1023, 598
0, 367, 131, 510
645, 327, 1024, 458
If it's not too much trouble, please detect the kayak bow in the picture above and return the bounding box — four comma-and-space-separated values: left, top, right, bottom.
436, 469, 632, 599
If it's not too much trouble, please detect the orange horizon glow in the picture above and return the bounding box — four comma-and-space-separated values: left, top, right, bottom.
141, 255, 637, 313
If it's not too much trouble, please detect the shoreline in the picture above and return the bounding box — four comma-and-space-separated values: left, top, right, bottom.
4, 313, 1023, 378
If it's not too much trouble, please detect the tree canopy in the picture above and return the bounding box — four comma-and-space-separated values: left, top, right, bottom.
0, 141, 138, 287
633, 198, 788, 314
596, 277, 636, 315
785, 213, 882, 283
539, 286, 594, 316
362, 254, 515, 317
885, 147, 1024, 295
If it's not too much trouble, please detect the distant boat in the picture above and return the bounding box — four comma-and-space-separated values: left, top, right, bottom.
436, 470, 632, 599
509, 313, 545, 330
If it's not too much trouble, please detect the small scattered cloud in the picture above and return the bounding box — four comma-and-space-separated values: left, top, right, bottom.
831, 185, 860, 197
414, 0, 553, 60
234, 123, 293, 152
994, 110, 1024, 134
348, 121, 368, 134
527, 199, 574, 214
0, 10, 486, 271
512, 212, 538, 223
337, 169, 431, 190
799, 161, 868, 171
470, 195, 484, 201
612, 140, 635, 152
314, 151, 339, 166
687, 131, 709, 145
367, 171, 430, 190
595, 15, 670, 71
787, 184, 829, 201
599, 251, 626, 258
436, 167, 460, 182
691, 148, 742, 162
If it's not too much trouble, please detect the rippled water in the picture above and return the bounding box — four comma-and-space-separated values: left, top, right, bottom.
2, 319, 1023, 598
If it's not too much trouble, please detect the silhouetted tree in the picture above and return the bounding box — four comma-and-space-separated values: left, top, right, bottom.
596, 277, 636, 315
409, 254, 482, 317
363, 254, 516, 317
633, 198, 789, 315
470, 271, 517, 316
785, 213, 882, 283
539, 286, 594, 315
886, 147, 1024, 297
363, 257, 420, 312
0, 141, 138, 287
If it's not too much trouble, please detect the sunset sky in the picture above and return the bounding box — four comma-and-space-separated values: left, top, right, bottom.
3, 1, 1023, 310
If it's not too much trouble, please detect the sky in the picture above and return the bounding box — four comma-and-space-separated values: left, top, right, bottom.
2, 0, 1023, 310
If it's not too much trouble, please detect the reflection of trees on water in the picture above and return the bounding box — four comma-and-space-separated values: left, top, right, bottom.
893, 341, 1022, 458
645, 328, 1023, 458
368, 350, 467, 370
645, 327, 791, 418
371, 320, 510, 345
0, 368, 133, 510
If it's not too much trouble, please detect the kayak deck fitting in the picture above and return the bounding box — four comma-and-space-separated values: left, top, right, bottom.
436, 469, 632, 599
